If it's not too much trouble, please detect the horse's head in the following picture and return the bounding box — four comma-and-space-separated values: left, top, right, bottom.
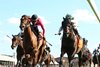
62, 17, 74, 37
19, 15, 31, 31
11, 35, 22, 49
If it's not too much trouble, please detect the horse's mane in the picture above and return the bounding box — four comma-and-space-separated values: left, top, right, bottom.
21, 15, 30, 19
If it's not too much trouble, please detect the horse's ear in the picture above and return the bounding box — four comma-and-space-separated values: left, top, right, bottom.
63, 17, 65, 19
63, 17, 66, 20
22, 17, 25, 19
12, 34, 14, 37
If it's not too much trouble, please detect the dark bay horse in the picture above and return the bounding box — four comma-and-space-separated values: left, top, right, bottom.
11, 34, 25, 67
20, 15, 46, 66
59, 17, 83, 67
93, 53, 100, 67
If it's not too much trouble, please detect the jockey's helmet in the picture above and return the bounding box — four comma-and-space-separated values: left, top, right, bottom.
31, 14, 38, 22
65, 14, 74, 20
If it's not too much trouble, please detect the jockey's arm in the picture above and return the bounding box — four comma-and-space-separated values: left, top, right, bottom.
36, 18, 45, 36
58, 26, 62, 35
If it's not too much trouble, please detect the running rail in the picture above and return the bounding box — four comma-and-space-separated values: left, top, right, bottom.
87, 0, 100, 22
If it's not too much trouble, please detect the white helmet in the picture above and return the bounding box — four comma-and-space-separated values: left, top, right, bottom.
71, 19, 78, 28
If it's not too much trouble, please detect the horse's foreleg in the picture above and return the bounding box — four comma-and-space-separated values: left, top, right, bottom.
37, 39, 44, 63
38, 45, 45, 63
52, 59, 56, 67
59, 51, 65, 67
45, 64, 49, 67
78, 52, 82, 67
37, 39, 43, 50
68, 55, 73, 67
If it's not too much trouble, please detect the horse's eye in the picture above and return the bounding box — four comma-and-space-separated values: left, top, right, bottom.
22, 26, 24, 28
67, 25, 70, 27
12, 39, 14, 41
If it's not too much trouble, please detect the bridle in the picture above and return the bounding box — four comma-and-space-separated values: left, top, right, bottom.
20, 15, 31, 32
11, 35, 22, 49
63, 20, 75, 37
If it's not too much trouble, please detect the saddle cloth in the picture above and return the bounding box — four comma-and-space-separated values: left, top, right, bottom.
77, 37, 83, 49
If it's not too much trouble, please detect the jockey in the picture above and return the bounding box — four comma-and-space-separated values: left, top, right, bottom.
93, 49, 99, 55
98, 44, 100, 53
31, 14, 45, 50
70, 19, 80, 38
58, 14, 72, 35
97, 44, 100, 54
58, 14, 80, 38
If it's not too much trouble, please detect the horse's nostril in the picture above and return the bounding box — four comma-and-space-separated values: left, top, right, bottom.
22, 26, 24, 27
11, 46, 14, 49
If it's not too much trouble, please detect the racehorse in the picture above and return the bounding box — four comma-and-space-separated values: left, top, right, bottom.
93, 53, 100, 67
81, 47, 92, 67
59, 16, 83, 67
11, 34, 25, 67
19, 15, 46, 66
40, 46, 56, 67
80, 38, 92, 67
82, 50, 92, 67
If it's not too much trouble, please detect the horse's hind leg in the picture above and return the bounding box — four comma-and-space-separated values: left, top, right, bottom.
51, 56, 56, 67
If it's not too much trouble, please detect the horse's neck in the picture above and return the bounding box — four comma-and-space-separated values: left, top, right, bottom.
17, 38, 23, 48
27, 25, 33, 38
24, 25, 38, 49
25, 25, 37, 40
70, 29, 75, 37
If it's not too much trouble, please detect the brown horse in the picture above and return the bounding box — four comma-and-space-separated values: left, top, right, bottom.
19, 15, 46, 66
11, 34, 25, 67
40, 46, 56, 67
59, 16, 83, 67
